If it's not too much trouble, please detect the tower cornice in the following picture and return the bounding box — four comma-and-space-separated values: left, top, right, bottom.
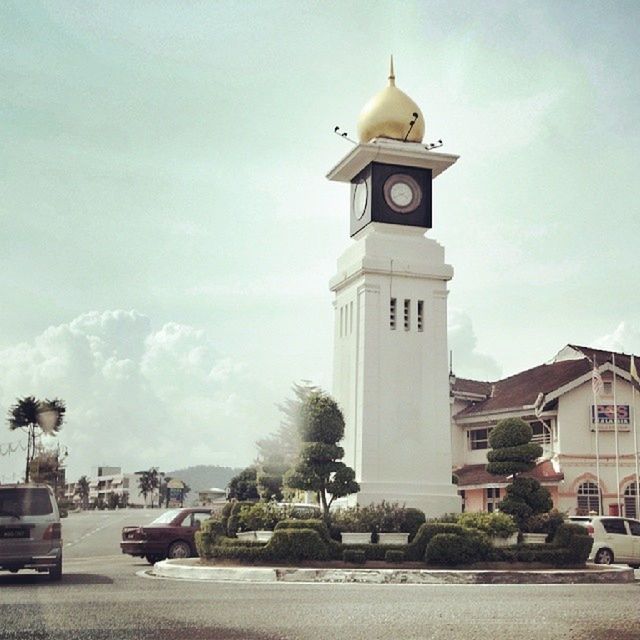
327, 138, 458, 183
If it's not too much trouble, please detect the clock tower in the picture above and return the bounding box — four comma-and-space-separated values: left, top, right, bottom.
327, 60, 461, 516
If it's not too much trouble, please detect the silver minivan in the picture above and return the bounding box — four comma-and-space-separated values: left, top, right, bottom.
0, 484, 63, 580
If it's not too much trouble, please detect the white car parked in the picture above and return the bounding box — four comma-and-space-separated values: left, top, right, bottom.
569, 515, 640, 567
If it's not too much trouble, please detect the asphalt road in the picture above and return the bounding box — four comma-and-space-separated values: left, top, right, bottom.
1, 510, 639, 640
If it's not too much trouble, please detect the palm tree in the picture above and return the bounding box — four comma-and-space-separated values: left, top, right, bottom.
148, 468, 160, 507
8, 396, 66, 483
138, 471, 152, 506
75, 475, 90, 510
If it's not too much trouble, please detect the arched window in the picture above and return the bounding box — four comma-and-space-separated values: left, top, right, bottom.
576, 481, 600, 515
624, 482, 638, 519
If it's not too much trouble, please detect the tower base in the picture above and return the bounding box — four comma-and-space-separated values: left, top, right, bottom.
346, 481, 461, 519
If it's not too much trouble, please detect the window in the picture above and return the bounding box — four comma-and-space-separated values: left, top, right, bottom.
403, 299, 410, 331
602, 518, 627, 535
349, 301, 354, 334
468, 427, 493, 450
530, 421, 552, 445
417, 300, 424, 332
576, 481, 600, 515
390, 298, 396, 330
628, 520, 640, 536
459, 490, 466, 513
624, 482, 638, 519
486, 488, 500, 513
603, 381, 613, 396
339, 305, 344, 337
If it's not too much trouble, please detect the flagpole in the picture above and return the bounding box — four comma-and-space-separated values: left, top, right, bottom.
633, 381, 640, 518
631, 355, 640, 519
592, 359, 602, 515
613, 353, 621, 515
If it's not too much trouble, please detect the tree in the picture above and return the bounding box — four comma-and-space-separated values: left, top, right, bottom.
74, 476, 90, 509
7, 396, 66, 483
485, 418, 552, 528
138, 469, 159, 506
284, 391, 359, 522
254, 382, 319, 501
227, 466, 259, 501
29, 445, 67, 499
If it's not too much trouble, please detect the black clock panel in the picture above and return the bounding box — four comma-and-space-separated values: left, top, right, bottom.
350, 162, 432, 237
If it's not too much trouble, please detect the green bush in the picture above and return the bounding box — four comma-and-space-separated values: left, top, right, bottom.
331, 502, 425, 537
404, 523, 469, 561
264, 528, 329, 562
238, 502, 284, 532
486, 443, 543, 463
275, 518, 341, 558
457, 512, 517, 538
523, 509, 565, 538
343, 549, 366, 564
425, 533, 486, 566
385, 549, 404, 563
226, 500, 244, 537
488, 522, 593, 566
207, 545, 265, 563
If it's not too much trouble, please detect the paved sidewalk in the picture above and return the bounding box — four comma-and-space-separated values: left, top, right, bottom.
150, 558, 635, 584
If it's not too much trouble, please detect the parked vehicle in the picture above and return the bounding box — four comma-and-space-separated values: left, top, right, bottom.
569, 515, 640, 567
0, 483, 63, 581
120, 507, 212, 564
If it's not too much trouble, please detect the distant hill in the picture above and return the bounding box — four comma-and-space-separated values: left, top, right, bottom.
164, 465, 242, 504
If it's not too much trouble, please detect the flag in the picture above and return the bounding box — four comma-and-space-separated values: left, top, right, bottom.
592, 362, 604, 396
631, 356, 640, 385
533, 392, 545, 419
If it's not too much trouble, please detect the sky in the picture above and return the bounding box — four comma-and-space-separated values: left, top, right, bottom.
1, 1, 639, 482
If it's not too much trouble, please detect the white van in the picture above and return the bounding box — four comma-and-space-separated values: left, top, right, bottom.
0, 484, 63, 580
570, 515, 640, 567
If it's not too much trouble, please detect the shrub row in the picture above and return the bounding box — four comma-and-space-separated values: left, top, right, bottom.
196, 519, 593, 568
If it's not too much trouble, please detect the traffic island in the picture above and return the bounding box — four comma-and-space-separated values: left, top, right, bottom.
151, 558, 634, 584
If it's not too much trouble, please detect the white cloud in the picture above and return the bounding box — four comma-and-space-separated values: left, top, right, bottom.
448, 309, 502, 381
0, 311, 276, 481
592, 321, 640, 354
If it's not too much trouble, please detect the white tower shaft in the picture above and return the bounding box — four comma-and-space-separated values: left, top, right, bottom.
330, 222, 460, 516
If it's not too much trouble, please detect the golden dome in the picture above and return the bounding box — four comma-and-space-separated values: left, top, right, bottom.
357, 57, 425, 144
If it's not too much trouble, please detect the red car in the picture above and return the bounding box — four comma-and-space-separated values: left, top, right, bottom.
120, 508, 212, 564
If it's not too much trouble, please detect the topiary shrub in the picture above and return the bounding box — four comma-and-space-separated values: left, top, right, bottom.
263, 528, 329, 562
404, 523, 469, 561
499, 477, 553, 530
402, 508, 427, 541
343, 549, 366, 564
385, 549, 404, 563
425, 534, 476, 565
523, 509, 565, 539
226, 500, 244, 537
486, 418, 542, 477
275, 518, 341, 558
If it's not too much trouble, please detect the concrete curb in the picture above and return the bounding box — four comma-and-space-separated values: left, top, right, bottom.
151, 558, 635, 585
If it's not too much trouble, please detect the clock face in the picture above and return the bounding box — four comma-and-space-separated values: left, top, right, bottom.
383, 174, 422, 214
352, 180, 368, 220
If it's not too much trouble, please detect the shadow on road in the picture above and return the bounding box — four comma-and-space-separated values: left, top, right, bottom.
0, 572, 114, 586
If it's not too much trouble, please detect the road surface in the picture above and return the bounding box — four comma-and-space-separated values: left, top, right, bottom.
0, 510, 639, 639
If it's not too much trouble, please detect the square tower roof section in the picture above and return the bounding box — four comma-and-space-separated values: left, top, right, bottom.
326, 138, 459, 183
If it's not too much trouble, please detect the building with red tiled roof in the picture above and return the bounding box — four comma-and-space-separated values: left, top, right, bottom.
450, 345, 640, 518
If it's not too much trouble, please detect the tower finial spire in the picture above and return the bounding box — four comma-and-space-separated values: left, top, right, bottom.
388, 54, 395, 86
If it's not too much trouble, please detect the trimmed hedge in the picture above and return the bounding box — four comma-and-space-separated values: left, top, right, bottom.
385, 549, 404, 563
404, 523, 469, 561
196, 517, 593, 568
343, 549, 366, 564
264, 528, 329, 562
489, 523, 593, 566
